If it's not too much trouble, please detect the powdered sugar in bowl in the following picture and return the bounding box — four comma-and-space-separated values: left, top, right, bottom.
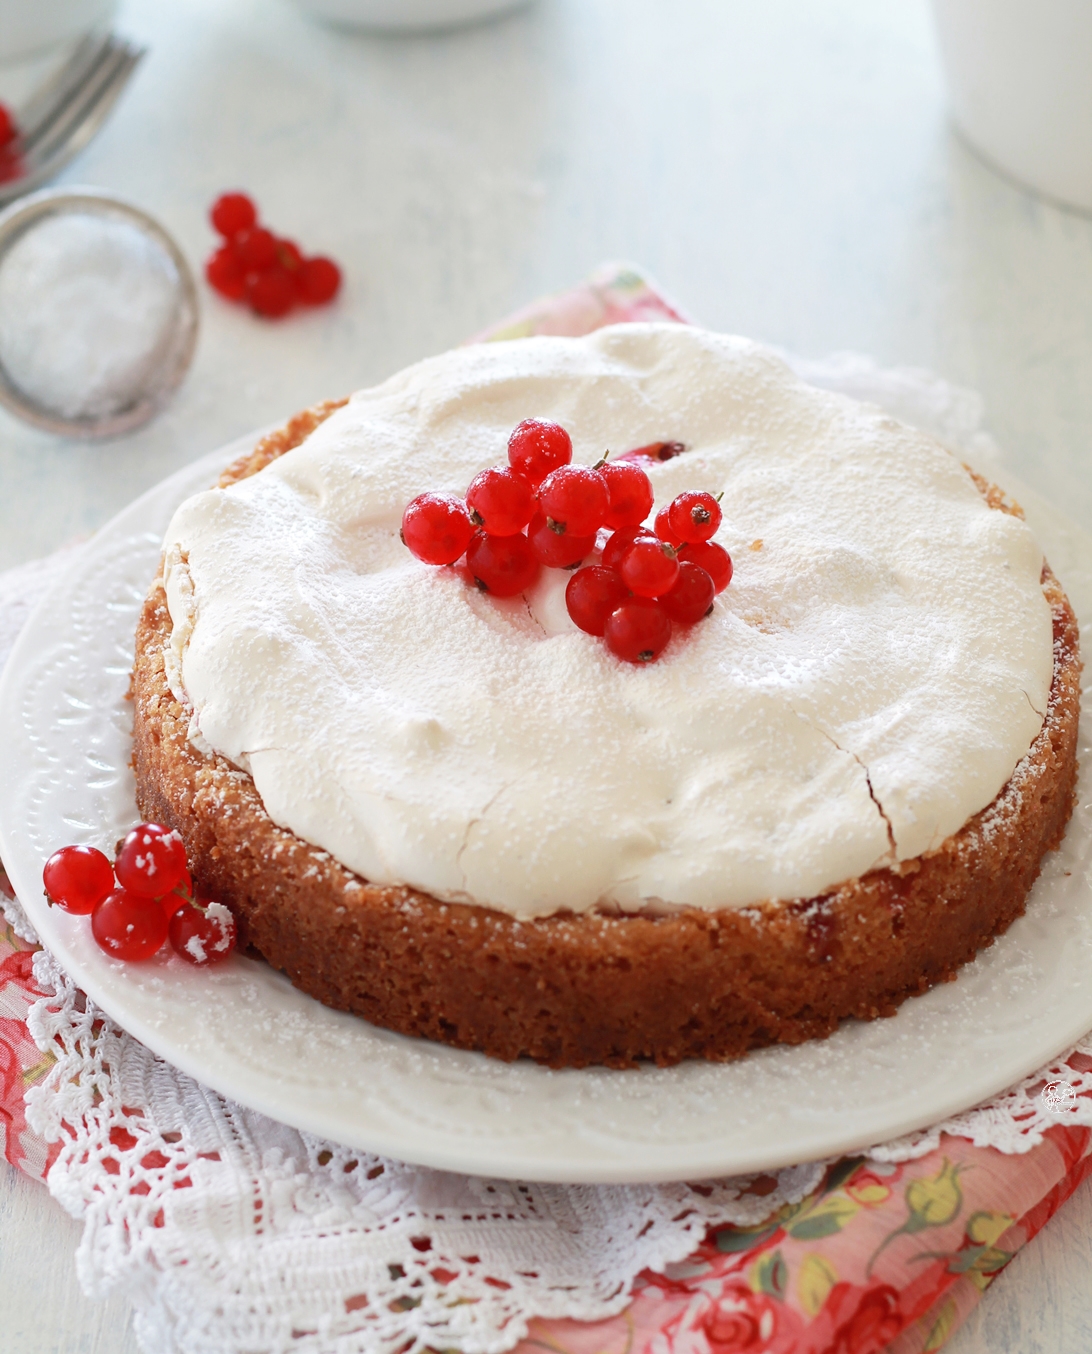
0, 188, 198, 438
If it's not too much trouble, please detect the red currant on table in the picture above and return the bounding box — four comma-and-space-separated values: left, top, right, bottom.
527, 511, 598, 569
507, 419, 572, 486
619, 537, 680, 598
678, 540, 733, 593
43, 845, 115, 915
298, 256, 341, 305
246, 266, 296, 319
210, 192, 257, 238
169, 899, 237, 965
466, 466, 534, 536
401, 492, 473, 565
600, 460, 654, 529
601, 525, 655, 570
114, 823, 188, 899
91, 889, 169, 961
667, 490, 722, 544
659, 561, 716, 624
466, 530, 541, 596
653, 505, 682, 547
604, 598, 672, 664
205, 245, 246, 301
565, 566, 630, 636
536, 465, 610, 537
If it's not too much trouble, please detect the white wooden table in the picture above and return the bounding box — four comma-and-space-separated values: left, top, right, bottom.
1, 1, 1090, 1349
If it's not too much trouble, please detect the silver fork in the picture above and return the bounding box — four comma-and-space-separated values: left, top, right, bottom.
0, 32, 146, 207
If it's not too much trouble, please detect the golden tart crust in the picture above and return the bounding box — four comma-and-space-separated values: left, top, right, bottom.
130, 404, 1081, 1068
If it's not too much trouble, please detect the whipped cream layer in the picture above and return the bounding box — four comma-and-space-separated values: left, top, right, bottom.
161, 325, 1053, 920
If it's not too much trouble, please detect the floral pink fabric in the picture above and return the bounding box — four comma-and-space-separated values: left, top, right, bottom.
3, 264, 1091, 1353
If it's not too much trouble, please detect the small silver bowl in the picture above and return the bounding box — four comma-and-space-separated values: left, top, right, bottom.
0, 187, 198, 438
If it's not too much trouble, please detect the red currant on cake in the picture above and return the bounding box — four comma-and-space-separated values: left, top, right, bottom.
401, 492, 474, 565
527, 511, 598, 569
466, 466, 535, 536
169, 899, 237, 965
42, 845, 115, 915
619, 537, 680, 598
678, 540, 733, 593
536, 465, 610, 537
466, 530, 541, 596
659, 560, 716, 624
565, 566, 630, 636
507, 419, 572, 486
604, 598, 672, 664
114, 823, 188, 899
600, 460, 655, 529
667, 490, 722, 544
91, 888, 170, 961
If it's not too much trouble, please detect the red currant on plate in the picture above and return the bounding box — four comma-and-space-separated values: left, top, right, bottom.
678, 540, 733, 593
232, 226, 279, 271
653, 505, 682, 547
297, 256, 341, 305
246, 266, 296, 318
205, 245, 246, 301
659, 561, 716, 624
114, 823, 188, 899
210, 192, 257, 238
565, 566, 630, 636
42, 845, 115, 915
536, 465, 610, 537
667, 490, 722, 544
401, 492, 473, 565
604, 598, 672, 664
614, 440, 686, 465
91, 889, 169, 961
600, 460, 654, 529
507, 419, 572, 486
0, 103, 16, 149
601, 525, 655, 571
169, 899, 237, 965
466, 530, 541, 597
619, 537, 680, 598
466, 466, 535, 536
527, 511, 598, 569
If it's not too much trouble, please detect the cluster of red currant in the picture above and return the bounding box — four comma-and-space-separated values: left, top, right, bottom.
0, 102, 22, 185
204, 192, 341, 319
401, 421, 732, 663
42, 824, 236, 966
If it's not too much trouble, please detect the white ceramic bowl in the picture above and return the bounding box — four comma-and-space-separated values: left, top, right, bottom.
293, 0, 532, 34
931, 0, 1092, 214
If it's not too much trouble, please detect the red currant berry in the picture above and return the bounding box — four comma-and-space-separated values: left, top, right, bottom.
536, 465, 610, 537
601, 524, 656, 571
653, 505, 682, 547
0, 102, 17, 149
232, 226, 278, 271
507, 420, 572, 486
667, 490, 722, 544
600, 460, 654, 529
401, 492, 473, 565
114, 824, 188, 899
659, 561, 716, 624
0, 147, 25, 185
42, 845, 115, 916
678, 540, 733, 593
91, 889, 169, 961
210, 192, 257, 238
163, 868, 193, 918
169, 899, 237, 965
619, 537, 680, 598
276, 237, 304, 272
466, 531, 541, 597
527, 511, 598, 568
565, 567, 630, 636
298, 256, 341, 305
604, 598, 672, 664
247, 266, 296, 318
615, 441, 686, 465
465, 466, 534, 536
205, 245, 246, 301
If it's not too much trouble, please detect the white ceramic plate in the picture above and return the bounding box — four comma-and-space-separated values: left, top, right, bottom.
1, 434, 1090, 1184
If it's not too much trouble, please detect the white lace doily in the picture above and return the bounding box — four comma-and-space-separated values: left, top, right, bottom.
3, 349, 1092, 1354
